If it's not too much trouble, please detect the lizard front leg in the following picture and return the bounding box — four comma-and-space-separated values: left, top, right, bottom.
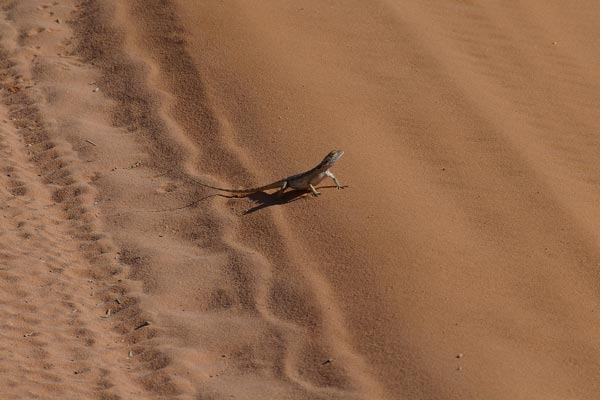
325, 170, 341, 189
309, 184, 321, 196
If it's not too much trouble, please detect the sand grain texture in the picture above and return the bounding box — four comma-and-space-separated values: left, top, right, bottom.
1, 0, 600, 399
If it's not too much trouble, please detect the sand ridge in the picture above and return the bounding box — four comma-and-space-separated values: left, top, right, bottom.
69, 1, 382, 398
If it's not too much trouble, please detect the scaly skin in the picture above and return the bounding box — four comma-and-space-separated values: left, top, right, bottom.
190, 150, 344, 197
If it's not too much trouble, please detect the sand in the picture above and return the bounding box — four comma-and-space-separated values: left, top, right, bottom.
1, 0, 600, 399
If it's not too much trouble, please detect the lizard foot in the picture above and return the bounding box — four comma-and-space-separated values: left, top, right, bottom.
309, 184, 320, 196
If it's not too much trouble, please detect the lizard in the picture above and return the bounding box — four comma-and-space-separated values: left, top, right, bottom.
189, 149, 345, 197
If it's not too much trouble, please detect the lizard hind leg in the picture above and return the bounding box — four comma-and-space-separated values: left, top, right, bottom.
275, 180, 288, 197
309, 184, 321, 196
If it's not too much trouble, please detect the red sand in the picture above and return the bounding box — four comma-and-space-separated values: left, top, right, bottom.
1, 1, 600, 398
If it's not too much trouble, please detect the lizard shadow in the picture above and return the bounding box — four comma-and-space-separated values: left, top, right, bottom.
148, 191, 304, 214
241, 191, 308, 215
122, 186, 348, 215
241, 185, 348, 215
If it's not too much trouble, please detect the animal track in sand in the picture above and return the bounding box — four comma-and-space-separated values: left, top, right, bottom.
0, 1, 173, 397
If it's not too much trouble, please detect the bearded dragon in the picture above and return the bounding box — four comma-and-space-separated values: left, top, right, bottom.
190, 149, 344, 197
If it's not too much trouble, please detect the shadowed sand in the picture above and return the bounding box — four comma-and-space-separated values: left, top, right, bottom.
1, 0, 600, 399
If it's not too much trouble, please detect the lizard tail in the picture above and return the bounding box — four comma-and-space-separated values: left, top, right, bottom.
187, 176, 276, 193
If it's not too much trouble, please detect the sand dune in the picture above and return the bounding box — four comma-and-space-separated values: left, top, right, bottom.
1, 0, 600, 399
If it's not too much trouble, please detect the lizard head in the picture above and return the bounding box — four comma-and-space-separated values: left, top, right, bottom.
320, 149, 344, 167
